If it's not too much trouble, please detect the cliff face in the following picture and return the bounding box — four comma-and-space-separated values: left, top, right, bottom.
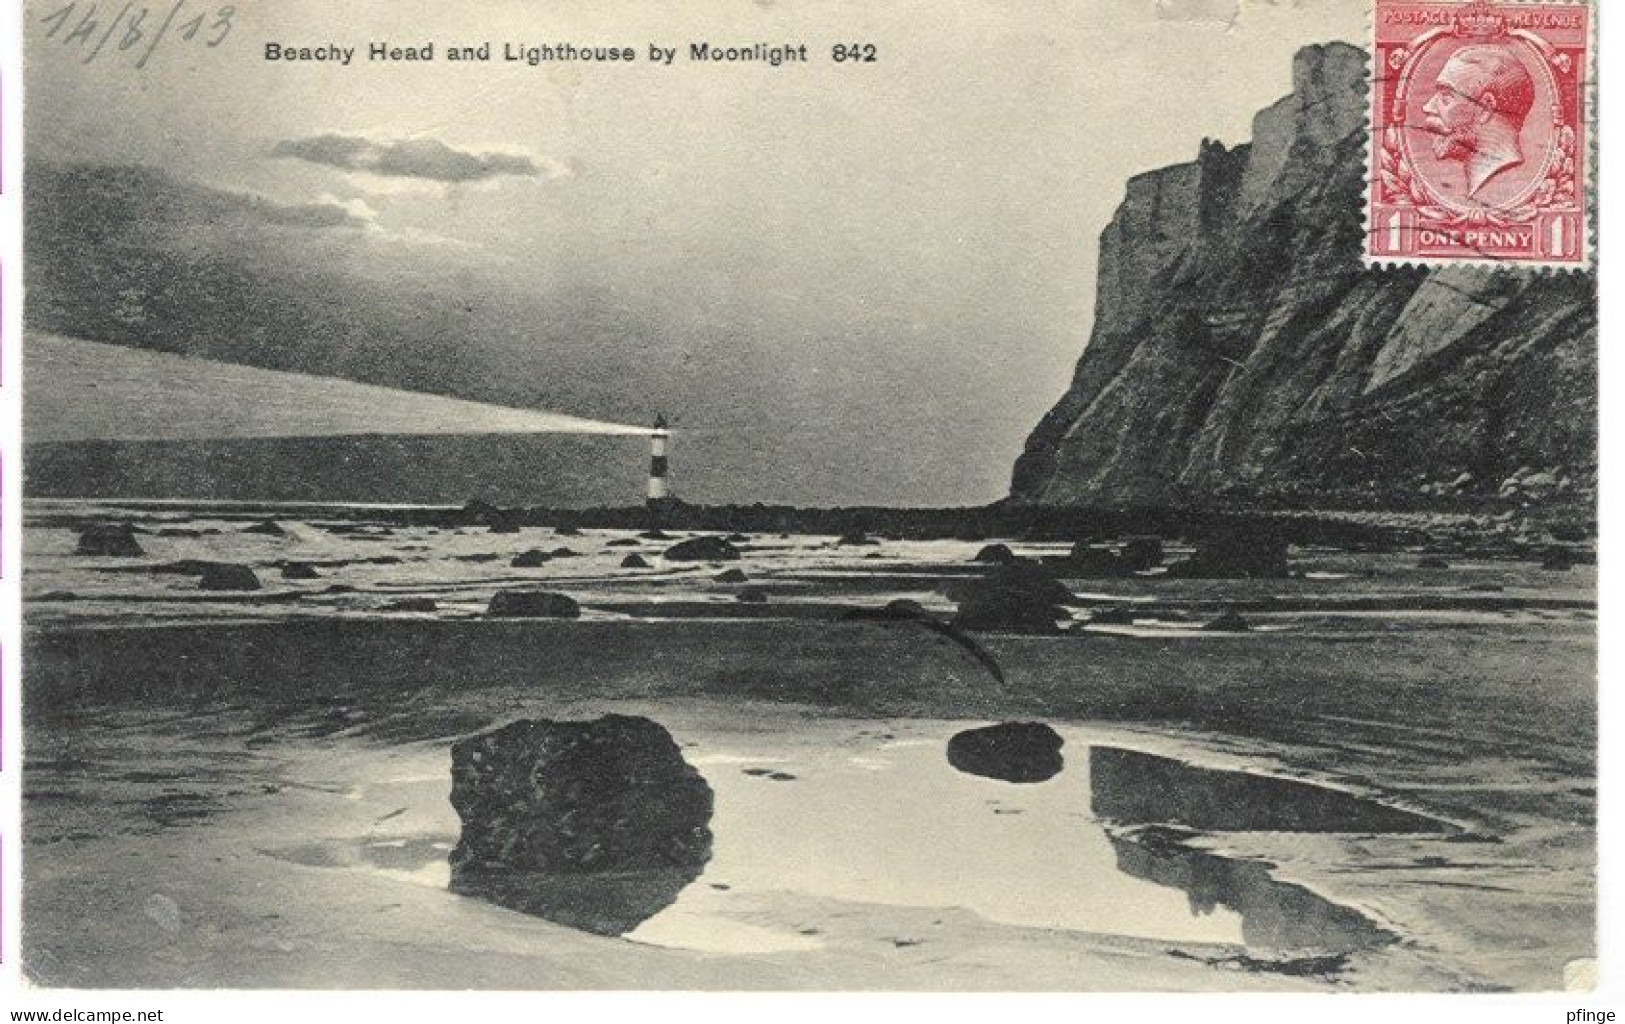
1012, 43, 1596, 508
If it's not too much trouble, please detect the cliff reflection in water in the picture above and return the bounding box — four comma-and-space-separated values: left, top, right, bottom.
1108, 832, 1392, 955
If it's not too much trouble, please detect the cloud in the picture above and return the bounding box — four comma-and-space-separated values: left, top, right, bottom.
272, 133, 560, 183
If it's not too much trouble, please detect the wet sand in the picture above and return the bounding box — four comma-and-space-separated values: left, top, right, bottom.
21, 507, 1596, 991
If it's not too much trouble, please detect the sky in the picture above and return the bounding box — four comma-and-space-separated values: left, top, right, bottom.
23, 0, 1368, 506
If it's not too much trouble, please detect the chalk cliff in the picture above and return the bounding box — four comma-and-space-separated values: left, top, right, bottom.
1011, 43, 1596, 508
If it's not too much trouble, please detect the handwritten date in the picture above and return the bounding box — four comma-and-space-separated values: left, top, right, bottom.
36, 1, 235, 68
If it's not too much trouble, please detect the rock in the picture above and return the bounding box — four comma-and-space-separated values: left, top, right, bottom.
1063, 544, 1130, 578
1540, 548, 1575, 571
951, 564, 1074, 634
663, 536, 742, 562
1166, 529, 1289, 578
280, 561, 322, 580
620, 554, 651, 569
841, 598, 928, 621
1416, 556, 1451, 570
76, 524, 145, 557
1200, 610, 1251, 632
322, 584, 359, 594
639, 529, 673, 541
973, 543, 1019, 564
382, 598, 438, 612
243, 519, 287, 537
487, 591, 581, 618
735, 587, 769, 604
724, 533, 752, 543
946, 722, 1064, 783
1087, 606, 1137, 625
1119, 536, 1164, 571
448, 715, 713, 934
554, 526, 583, 537
511, 549, 552, 568
198, 564, 261, 591
714, 568, 749, 583
836, 531, 879, 547
549, 547, 581, 558
606, 538, 641, 547
881, 598, 927, 617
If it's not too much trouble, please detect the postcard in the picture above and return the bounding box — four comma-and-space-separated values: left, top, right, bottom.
4, 0, 1605, 1005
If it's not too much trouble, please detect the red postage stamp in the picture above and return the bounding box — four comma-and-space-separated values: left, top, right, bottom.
1367, 0, 1592, 267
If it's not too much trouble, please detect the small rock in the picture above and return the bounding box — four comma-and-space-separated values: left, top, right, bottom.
664, 536, 742, 562
715, 568, 750, 583
735, 587, 769, 604
639, 529, 674, 541
836, 531, 879, 547
280, 562, 322, 580
487, 591, 581, 618
511, 549, 552, 568
198, 564, 261, 591
947, 722, 1064, 783
76, 524, 145, 557
1064, 544, 1130, 578
1119, 536, 1164, 571
1087, 606, 1136, 625
383, 598, 438, 612
1200, 610, 1251, 632
606, 538, 641, 547
554, 526, 583, 537
242, 520, 287, 537
973, 543, 1019, 564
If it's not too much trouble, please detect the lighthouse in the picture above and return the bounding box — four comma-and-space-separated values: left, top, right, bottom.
647, 414, 674, 521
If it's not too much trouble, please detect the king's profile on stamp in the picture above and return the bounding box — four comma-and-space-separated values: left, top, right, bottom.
1422, 44, 1536, 196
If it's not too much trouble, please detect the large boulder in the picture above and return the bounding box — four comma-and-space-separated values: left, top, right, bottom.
76, 524, 144, 557
947, 722, 1065, 783
198, 563, 261, 591
663, 536, 742, 562
487, 591, 581, 618
449, 715, 714, 934
1165, 528, 1290, 578
951, 564, 1074, 634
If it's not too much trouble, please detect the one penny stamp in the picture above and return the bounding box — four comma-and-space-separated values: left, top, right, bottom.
1367, 0, 1592, 267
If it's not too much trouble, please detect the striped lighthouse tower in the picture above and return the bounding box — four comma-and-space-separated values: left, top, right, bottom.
647, 414, 672, 516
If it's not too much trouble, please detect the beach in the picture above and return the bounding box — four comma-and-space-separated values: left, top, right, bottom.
21, 501, 1597, 991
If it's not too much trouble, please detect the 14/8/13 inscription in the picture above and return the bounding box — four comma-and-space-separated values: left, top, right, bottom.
262, 41, 879, 67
